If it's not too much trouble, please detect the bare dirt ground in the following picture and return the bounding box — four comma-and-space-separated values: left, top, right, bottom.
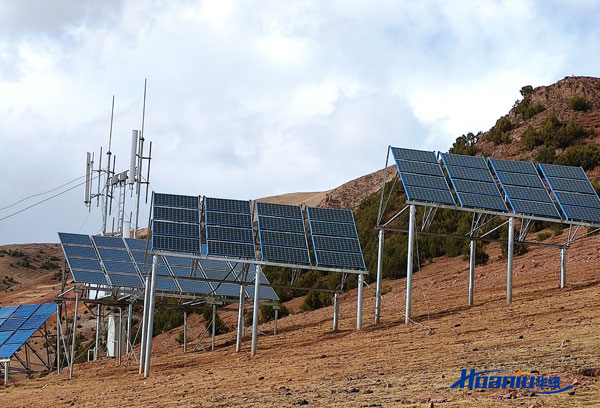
1, 230, 599, 407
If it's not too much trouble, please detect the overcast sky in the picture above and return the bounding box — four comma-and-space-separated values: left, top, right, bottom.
1, 0, 599, 245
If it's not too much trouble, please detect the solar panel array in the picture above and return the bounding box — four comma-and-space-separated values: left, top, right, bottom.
489, 158, 561, 218
204, 197, 256, 259
440, 153, 508, 212
391, 147, 455, 205
256, 202, 310, 264
152, 193, 201, 253
307, 207, 366, 269
0, 303, 55, 358
539, 163, 600, 223
58, 233, 278, 300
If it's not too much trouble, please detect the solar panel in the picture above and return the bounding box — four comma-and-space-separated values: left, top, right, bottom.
309, 220, 357, 237
503, 185, 552, 202
538, 163, 587, 180
12, 305, 40, 318
260, 231, 307, 248
71, 270, 108, 285
153, 220, 200, 238
5, 329, 36, 344
0, 319, 6, 329
107, 273, 143, 288
445, 165, 495, 183
400, 173, 451, 190
0, 307, 17, 319
102, 261, 137, 275
306, 207, 354, 223
457, 193, 508, 212
206, 225, 254, 243
164, 256, 193, 267
0, 318, 26, 331
394, 159, 444, 177
207, 241, 256, 259
554, 191, 600, 208
261, 246, 310, 264
0, 343, 22, 358
177, 279, 212, 294
209, 282, 240, 297
545, 177, 596, 195
245, 272, 279, 300
124, 238, 149, 251
404, 185, 456, 205
509, 199, 560, 218
154, 193, 199, 209
156, 277, 179, 292
153, 235, 201, 253
32, 303, 56, 316
198, 259, 232, 271
205, 211, 252, 228
130, 251, 150, 263
451, 179, 502, 196
257, 216, 305, 233
91, 236, 126, 249
19, 316, 50, 330
0, 332, 11, 346
169, 266, 193, 277
313, 235, 362, 253
314, 250, 365, 269
63, 245, 97, 259
204, 197, 251, 214
154, 206, 199, 224
439, 153, 488, 169
489, 158, 538, 175
494, 171, 545, 189
97, 248, 132, 262
68, 258, 103, 271
58, 233, 92, 246
391, 147, 438, 163
256, 202, 303, 219
560, 205, 600, 223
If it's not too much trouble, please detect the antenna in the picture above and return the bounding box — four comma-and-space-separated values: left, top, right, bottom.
129, 130, 139, 187
102, 96, 115, 236
84, 152, 92, 206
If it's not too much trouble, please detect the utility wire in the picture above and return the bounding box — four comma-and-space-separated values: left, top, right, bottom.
0, 175, 86, 211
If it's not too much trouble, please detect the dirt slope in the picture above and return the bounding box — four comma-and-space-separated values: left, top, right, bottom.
1, 229, 598, 407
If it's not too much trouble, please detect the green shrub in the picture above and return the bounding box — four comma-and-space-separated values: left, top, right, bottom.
461, 240, 489, 265
535, 146, 557, 164
449, 132, 479, 155
522, 115, 585, 150
487, 117, 514, 145
259, 304, 290, 323
153, 308, 184, 336
202, 307, 229, 335
513, 96, 545, 119
569, 94, 591, 111
556, 144, 600, 170
300, 291, 332, 312
40, 260, 59, 270
537, 231, 552, 241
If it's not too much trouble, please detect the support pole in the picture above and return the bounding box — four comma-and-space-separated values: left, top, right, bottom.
356, 273, 363, 330
236, 285, 244, 352
4, 361, 8, 386
143, 256, 158, 377
273, 309, 278, 335
139, 274, 151, 374
251, 266, 261, 357
468, 240, 475, 306
211, 304, 216, 351
560, 247, 567, 288
118, 308, 123, 366
507, 217, 515, 304
94, 305, 101, 360
69, 291, 79, 379
183, 311, 188, 353
405, 204, 416, 324
127, 303, 133, 356
333, 293, 339, 331
56, 304, 61, 374
375, 229, 385, 324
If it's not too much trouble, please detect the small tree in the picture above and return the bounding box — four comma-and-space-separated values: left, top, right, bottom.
569, 95, 591, 112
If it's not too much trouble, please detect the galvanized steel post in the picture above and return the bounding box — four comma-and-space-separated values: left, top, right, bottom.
468, 240, 475, 306
375, 229, 384, 323
507, 217, 515, 304
251, 265, 261, 357
143, 255, 158, 377
560, 247, 567, 288
356, 273, 363, 330
405, 204, 416, 323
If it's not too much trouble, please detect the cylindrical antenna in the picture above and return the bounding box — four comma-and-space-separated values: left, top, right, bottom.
141, 79, 147, 141
129, 130, 138, 186
109, 155, 116, 215
108, 95, 115, 153
85, 152, 92, 205
145, 141, 152, 203
96, 146, 103, 207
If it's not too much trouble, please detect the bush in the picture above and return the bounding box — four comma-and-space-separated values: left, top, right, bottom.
535, 146, 557, 164
16, 259, 30, 268
40, 260, 59, 270
259, 304, 290, 323
569, 95, 591, 111
556, 144, 600, 170
449, 132, 479, 155
487, 118, 513, 145
513, 90, 545, 119
522, 115, 585, 150
300, 291, 332, 312
537, 231, 552, 241
153, 308, 184, 336
461, 240, 489, 265
202, 307, 230, 335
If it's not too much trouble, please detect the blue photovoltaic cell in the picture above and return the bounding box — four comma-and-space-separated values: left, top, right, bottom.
19, 316, 49, 330
309, 220, 356, 237
130, 251, 150, 263
440, 153, 488, 169
489, 158, 538, 175
32, 303, 56, 316
404, 185, 456, 205
256, 202, 302, 219
153, 235, 201, 253
560, 205, 600, 223
107, 273, 143, 288
451, 179, 502, 197
154, 193, 199, 209
0, 307, 18, 319
68, 258, 102, 271
5, 330, 36, 344
125, 238, 149, 251
394, 159, 444, 177
92, 236, 126, 249
0, 343, 22, 358
257, 216, 305, 233
177, 279, 212, 294
169, 266, 193, 277
457, 193, 507, 212
58, 233, 92, 246
63, 245, 97, 259
205, 211, 252, 228
0, 319, 6, 329
12, 305, 40, 318
98, 248, 132, 262
204, 197, 251, 214
494, 171, 545, 189
199, 259, 232, 271
445, 165, 495, 183
153, 220, 200, 238
154, 206, 199, 224
71, 270, 108, 285
315, 250, 365, 269
207, 241, 256, 259
260, 231, 306, 248
545, 177, 596, 195
503, 185, 552, 202
203, 269, 238, 282
261, 246, 310, 264
306, 207, 354, 224
510, 200, 560, 218
209, 282, 240, 297
156, 277, 179, 292
206, 225, 254, 243
554, 191, 600, 208
103, 261, 137, 275
391, 147, 438, 163
245, 272, 279, 300
538, 163, 587, 180
0, 318, 26, 331
164, 256, 193, 267
401, 173, 450, 190
0, 332, 11, 346
313, 235, 362, 253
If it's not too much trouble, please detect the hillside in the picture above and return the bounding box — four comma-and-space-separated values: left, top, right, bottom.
1, 230, 599, 407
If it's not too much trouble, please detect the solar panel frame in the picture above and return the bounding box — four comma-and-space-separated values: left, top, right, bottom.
71, 270, 108, 285
0, 343, 22, 358
154, 193, 199, 209
204, 197, 251, 214
257, 216, 305, 233
391, 147, 438, 163
153, 220, 200, 238
206, 225, 254, 243
97, 248, 132, 262
102, 261, 138, 275
63, 245, 98, 259
12, 305, 40, 318
0, 307, 18, 319
255, 202, 303, 219
207, 241, 256, 259
489, 158, 538, 175
58, 233, 92, 246
67, 257, 103, 271
107, 273, 144, 288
